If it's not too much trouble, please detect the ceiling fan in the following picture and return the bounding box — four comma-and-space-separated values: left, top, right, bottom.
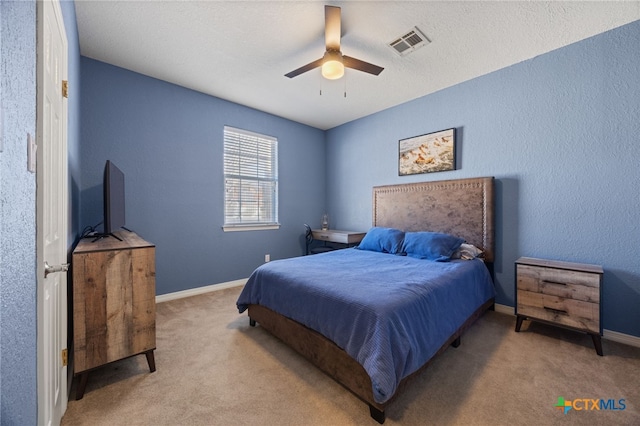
285, 5, 384, 80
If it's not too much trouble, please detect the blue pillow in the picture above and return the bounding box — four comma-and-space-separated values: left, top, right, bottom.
402, 231, 464, 261
357, 227, 405, 254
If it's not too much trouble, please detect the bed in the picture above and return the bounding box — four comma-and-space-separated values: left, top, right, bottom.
236, 176, 495, 423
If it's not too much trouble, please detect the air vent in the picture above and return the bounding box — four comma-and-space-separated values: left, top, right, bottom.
388, 27, 430, 56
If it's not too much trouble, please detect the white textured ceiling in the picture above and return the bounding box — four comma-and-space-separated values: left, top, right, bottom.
74, 1, 640, 130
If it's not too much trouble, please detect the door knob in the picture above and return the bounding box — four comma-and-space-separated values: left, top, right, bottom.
44, 261, 69, 278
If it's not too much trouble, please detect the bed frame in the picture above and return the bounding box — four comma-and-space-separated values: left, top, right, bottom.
247, 176, 495, 423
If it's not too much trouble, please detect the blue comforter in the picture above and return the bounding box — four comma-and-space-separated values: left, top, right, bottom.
236, 248, 495, 404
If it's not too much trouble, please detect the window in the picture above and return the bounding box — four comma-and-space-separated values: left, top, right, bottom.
223, 126, 279, 231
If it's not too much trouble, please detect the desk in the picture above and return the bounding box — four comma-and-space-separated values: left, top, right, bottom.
311, 229, 366, 245
307, 229, 366, 255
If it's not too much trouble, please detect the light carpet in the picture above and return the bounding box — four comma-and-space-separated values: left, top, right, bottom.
62, 286, 640, 425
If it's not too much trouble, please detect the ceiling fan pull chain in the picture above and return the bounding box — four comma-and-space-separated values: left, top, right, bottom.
344, 73, 347, 98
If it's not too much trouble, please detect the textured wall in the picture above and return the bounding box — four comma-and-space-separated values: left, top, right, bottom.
79, 58, 326, 295
326, 20, 640, 337
0, 1, 38, 425
0, 2, 3, 421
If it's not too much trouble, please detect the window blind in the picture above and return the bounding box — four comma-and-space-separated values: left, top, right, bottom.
223, 126, 278, 228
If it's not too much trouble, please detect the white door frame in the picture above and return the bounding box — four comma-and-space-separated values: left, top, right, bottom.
36, 0, 69, 424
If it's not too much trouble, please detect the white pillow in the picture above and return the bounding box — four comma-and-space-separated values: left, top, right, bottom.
452, 243, 484, 260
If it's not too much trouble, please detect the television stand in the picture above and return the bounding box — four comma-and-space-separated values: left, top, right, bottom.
72, 230, 156, 399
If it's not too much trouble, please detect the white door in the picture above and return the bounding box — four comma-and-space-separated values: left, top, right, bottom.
36, 0, 69, 425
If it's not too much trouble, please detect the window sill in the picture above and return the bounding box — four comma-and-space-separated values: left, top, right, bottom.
223, 224, 280, 232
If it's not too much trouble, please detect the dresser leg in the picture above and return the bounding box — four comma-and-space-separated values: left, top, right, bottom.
75, 372, 89, 400
145, 350, 157, 372
515, 315, 524, 332
591, 334, 603, 356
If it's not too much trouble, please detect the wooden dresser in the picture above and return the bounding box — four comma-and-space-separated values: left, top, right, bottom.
515, 257, 603, 355
72, 230, 156, 398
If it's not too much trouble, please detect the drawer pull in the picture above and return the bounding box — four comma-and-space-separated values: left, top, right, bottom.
544, 306, 568, 315
542, 280, 567, 286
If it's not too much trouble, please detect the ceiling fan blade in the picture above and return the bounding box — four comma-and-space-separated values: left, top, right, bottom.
284, 57, 324, 78
325, 5, 341, 51
342, 56, 384, 76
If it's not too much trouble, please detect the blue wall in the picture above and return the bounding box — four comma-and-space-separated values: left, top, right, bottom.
326, 20, 640, 337
0, 2, 38, 424
79, 58, 326, 295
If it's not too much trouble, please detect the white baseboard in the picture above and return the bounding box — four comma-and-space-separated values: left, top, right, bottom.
494, 303, 514, 315
603, 329, 640, 348
156, 278, 247, 304
493, 303, 640, 348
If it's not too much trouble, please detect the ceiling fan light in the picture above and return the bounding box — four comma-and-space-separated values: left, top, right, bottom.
321, 51, 344, 80
322, 60, 344, 80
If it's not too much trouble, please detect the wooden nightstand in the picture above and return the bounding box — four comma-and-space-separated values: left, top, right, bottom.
515, 257, 603, 356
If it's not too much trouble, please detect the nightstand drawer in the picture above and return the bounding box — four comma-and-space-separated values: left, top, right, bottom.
517, 264, 599, 303
517, 290, 600, 333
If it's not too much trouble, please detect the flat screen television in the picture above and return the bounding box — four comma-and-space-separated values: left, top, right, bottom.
103, 160, 126, 237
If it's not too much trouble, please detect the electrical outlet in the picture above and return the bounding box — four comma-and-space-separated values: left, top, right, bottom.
265, 254, 270, 263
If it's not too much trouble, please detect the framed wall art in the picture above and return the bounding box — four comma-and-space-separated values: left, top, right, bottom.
398, 128, 456, 176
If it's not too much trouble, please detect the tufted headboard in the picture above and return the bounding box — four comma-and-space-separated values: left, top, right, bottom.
372, 177, 495, 262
